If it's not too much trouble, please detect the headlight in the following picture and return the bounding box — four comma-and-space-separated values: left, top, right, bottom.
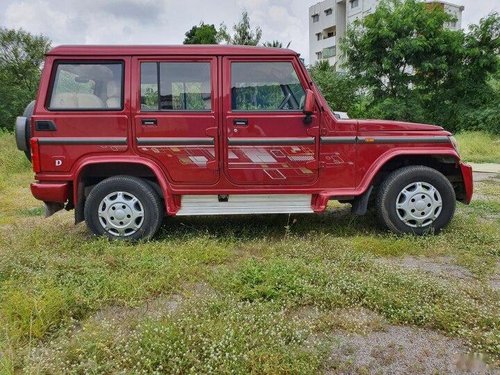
449, 136, 460, 154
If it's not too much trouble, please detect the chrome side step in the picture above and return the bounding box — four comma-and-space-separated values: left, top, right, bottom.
176, 194, 314, 216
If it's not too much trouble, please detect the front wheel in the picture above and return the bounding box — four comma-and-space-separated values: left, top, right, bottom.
84, 176, 163, 240
376, 166, 456, 235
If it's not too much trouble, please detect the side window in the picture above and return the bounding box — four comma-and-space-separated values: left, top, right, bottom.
140, 62, 211, 111
49, 62, 123, 110
231, 62, 305, 111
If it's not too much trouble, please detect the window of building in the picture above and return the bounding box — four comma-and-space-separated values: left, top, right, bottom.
316, 51, 323, 60
231, 62, 305, 111
324, 8, 332, 16
323, 46, 336, 58
316, 32, 322, 41
140, 62, 211, 111
312, 14, 319, 22
324, 26, 336, 39
49, 62, 123, 110
350, 0, 359, 9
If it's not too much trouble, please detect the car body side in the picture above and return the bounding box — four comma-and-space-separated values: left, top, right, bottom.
23, 45, 472, 223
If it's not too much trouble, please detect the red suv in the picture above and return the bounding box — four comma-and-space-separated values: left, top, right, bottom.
15, 45, 473, 240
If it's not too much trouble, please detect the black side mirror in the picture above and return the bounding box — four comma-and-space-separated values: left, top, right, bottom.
303, 89, 314, 125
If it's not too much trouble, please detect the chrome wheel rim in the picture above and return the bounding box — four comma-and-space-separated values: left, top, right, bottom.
98, 191, 144, 237
396, 182, 442, 228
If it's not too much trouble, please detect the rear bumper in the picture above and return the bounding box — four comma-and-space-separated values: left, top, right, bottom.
459, 162, 473, 204
31, 182, 70, 203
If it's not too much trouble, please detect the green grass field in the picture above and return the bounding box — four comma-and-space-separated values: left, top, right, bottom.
0, 130, 498, 374
455, 131, 500, 164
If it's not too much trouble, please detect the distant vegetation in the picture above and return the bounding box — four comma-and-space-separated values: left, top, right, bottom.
0, 28, 50, 131
183, 11, 263, 46
312, 0, 499, 134
455, 132, 500, 163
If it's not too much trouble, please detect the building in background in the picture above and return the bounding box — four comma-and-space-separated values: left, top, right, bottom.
309, 0, 464, 68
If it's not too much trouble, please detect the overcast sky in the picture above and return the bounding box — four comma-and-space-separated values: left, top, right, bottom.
1, 0, 498, 63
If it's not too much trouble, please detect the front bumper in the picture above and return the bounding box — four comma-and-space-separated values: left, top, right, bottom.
31, 182, 70, 203
459, 162, 473, 204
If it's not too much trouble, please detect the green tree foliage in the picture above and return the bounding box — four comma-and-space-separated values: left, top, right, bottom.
263, 40, 291, 48
309, 60, 365, 118
0, 28, 51, 130
218, 11, 262, 46
340, 0, 499, 133
183, 23, 218, 45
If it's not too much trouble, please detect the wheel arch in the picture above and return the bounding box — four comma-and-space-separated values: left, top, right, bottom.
365, 151, 466, 203
353, 150, 466, 214
73, 158, 175, 223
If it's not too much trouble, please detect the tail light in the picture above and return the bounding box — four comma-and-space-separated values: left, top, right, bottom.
30, 138, 41, 173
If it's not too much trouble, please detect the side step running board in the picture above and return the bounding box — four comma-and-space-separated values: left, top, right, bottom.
176, 194, 314, 216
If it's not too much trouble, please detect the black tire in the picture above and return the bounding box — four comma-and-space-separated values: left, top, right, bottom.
84, 176, 163, 240
376, 166, 456, 235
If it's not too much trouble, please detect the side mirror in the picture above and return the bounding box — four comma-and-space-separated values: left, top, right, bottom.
303, 89, 314, 124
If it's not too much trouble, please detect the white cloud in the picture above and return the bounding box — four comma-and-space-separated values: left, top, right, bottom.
1, 0, 498, 63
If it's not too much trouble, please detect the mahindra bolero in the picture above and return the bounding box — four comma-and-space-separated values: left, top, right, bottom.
15, 45, 473, 240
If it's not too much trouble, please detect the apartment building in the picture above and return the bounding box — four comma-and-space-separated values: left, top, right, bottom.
309, 0, 464, 68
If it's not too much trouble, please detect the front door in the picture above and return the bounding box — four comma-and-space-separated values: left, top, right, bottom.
222, 58, 319, 186
132, 57, 219, 185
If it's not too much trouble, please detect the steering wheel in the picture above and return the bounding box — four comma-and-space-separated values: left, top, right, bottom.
278, 93, 292, 110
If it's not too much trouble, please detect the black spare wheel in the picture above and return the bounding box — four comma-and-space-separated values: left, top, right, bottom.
15, 100, 36, 161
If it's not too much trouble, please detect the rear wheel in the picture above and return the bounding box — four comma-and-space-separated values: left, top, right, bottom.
376, 166, 456, 235
84, 176, 163, 240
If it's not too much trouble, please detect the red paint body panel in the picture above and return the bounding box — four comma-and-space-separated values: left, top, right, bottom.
357, 119, 445, 132
27, 45, 471, 215
460, 162, 473, 204
31, 182, 70, 203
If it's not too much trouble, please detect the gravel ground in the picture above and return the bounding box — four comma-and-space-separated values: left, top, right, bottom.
327, 325, 496, 374
376, 256, 475, 281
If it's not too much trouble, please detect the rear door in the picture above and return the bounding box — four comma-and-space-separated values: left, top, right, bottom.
132, 57, 219, 185
33, 58, 128, 173
222, 57, 319, 186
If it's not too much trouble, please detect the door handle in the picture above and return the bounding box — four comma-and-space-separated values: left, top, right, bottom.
141, 118, 157, 126
35, 120, 57, 131
233, 119, 248, 126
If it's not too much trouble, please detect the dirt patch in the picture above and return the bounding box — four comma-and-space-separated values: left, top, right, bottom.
326, 325, 496, 374
474, 172, 499, 183
473, 172, 500, 201
490, 262, 500, 291
93, 294, 183, 323
92, 281, 215, 324
311, 308, 387, 336
377, 256, 475, 281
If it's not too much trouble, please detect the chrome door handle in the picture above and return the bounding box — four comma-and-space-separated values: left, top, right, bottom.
141, 118, 157, 126
233, 119, 248, 126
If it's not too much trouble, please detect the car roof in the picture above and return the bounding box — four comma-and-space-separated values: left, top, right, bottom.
47, 45, 299, 57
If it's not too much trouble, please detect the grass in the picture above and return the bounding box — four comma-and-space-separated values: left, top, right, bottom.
0, 131, 499, 374
455, 131, 500, 163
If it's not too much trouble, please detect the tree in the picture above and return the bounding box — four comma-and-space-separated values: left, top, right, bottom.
263, 40, 291, 48
309, 60, 365, 118
218, 11, 262, 46
340, 0, 500, 132
183, 23, 218, 45
0, 28, 51, 130
434, 13, 500, 133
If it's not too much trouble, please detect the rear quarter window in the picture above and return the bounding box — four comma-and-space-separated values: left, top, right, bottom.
48, 62, 123, 110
